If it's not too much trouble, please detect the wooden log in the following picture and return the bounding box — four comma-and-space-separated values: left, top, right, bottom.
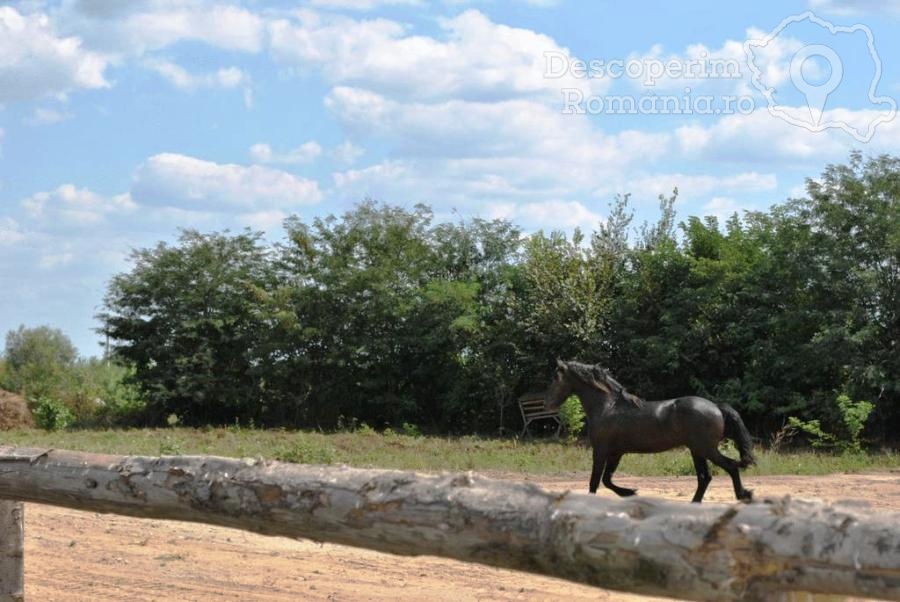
0, 500, 24, 602
0, 446, 897, 601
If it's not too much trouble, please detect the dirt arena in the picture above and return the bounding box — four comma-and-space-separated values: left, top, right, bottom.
23, 471, 900, 601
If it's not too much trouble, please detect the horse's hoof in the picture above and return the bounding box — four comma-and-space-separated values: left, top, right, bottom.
619, 488, 637, 497
739, 489, 753, 503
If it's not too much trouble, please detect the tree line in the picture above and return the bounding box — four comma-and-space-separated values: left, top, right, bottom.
89, 152, 898, 443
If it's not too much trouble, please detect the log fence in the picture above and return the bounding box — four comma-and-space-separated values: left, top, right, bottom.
0, 446, 898, 601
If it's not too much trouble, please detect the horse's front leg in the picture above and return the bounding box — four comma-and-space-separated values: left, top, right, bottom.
602, 453, 636, 497
588, 446, 606, 494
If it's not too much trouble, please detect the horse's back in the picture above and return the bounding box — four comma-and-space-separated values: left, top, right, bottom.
598, 396, 726, 454
607, 399, 692, 452
673, 395, 724, 420
671, 395, 726, 446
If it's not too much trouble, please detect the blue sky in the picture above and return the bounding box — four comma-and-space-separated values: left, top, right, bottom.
1, 0, 898, 355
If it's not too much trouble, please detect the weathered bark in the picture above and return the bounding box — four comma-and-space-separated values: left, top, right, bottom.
0, 446, 897, 601
0, 500, 24, 602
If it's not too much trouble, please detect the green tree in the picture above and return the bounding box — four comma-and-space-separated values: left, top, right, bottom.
429, 217, 523, 432
607, 192, 698, 398
276, 202, 524, 431
600, 154, 897, 442
95, 152, 899, 441
799, 153, 900, 438
101, 229, 277, 425
507, 228, 611, 392
3, 325, 77, 398
277, 203, 438, 428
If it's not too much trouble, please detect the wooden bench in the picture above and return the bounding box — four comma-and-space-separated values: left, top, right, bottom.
518, 392, 562, 438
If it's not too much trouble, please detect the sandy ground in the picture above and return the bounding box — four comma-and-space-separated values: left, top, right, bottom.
22, 470, 900, 601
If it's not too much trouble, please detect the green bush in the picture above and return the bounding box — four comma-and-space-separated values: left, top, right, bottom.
30, 396, 75, 431
273, 438, 337, 464
158, 435, 183, 456
400, 422, 422, 437
787, 416, 833, 449
558, 395, 586, 439
788, 394, 874, 453
356, 423, 377, 436
835, 394, 874, 453
69, 361, 146, 426
3, 325, 146, 427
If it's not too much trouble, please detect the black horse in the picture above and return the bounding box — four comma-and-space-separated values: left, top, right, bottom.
546, 360, 755, 503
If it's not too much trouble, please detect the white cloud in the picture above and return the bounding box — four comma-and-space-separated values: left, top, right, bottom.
0, 3, 266, 103
39, 249, 76, 270
807, 0, 900, 16
239, 209, 290, 234
674, 123, 714, 154
26, 107, 74, 125
702, 196, 759, 222
249, 141, 323, 165
249, 143, 273, 163
487, 199, 602, 230
788, 183, 809, 199
329, 149, 658, 216
677, 112, 825, 163
143, 59, 248, 90
309, 0, 423, 9
325, 87, 667, 169
132, 153, 323, 210
268, 9, 605, 102
0, 217, 27, 246
330, 157, 538, 213
332, 141, 365, 165
10, 155, 324, 258
598, 171, 778, 201
59, 0, 265, 55
674, 108, 900, 166
21, 184, 137, 226
331, 159, 408, 191
447, 0, 560, 5
620, 27, 806, 99
325, 84, 672, 216
0, 6, 110, 102
139, 205, 220, 228
331, 156, 578, 213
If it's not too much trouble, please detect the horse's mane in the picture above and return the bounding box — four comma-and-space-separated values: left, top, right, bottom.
606, 374, 644, 407
565, 361, 643, 407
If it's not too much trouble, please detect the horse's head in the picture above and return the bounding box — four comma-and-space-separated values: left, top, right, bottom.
546, 360, 639, 410
545, 359, 575, 410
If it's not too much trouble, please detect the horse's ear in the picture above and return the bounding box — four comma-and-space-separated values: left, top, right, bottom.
556, 359, 568, 371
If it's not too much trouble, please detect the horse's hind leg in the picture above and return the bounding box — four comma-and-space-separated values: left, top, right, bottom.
690, 452, 712, 503
589, 447, 605, 494
602, 453, 636, 497
708, 450, 752, 502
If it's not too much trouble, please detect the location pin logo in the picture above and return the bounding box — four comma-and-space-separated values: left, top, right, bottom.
790, 44, 843, 126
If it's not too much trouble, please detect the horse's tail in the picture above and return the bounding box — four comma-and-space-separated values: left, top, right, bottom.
719, 403, 756, 468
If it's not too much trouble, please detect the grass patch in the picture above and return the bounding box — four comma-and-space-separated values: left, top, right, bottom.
1, 427, 896, 476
